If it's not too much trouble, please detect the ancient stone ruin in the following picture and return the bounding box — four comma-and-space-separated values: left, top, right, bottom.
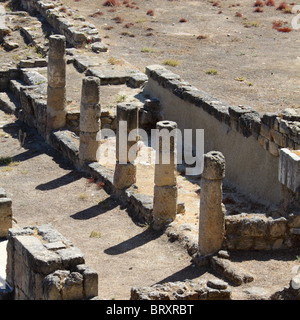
6, 224, 98, 300
0, 0, 299, 300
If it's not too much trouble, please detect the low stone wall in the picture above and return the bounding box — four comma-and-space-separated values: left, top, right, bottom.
12, 0, 104, 48
0, 187, 12, 239
225, 213, 300, 250
131, 278, 231, 300
0, 68, 21, 91
143, 65, 300, 205
6, 224, 98, 300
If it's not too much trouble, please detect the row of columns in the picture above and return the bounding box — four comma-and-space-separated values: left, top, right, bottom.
45, 35, 226, 260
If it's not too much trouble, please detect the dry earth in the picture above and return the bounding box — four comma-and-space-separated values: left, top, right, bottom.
63, 0, 300, 114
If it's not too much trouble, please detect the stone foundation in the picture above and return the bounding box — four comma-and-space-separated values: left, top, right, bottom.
6, 224, 98, 300
131, 278, 231, 300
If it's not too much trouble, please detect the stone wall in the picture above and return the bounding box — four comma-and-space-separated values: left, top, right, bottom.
225, 213, 300, 250
0, 187, 12, 239
131, 278, 231, 300
6, 224, 98, 300
12, 0, 104, 48
143, 65, 300, 205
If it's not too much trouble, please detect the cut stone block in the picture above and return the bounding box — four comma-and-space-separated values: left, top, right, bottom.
279, 148, 300, 193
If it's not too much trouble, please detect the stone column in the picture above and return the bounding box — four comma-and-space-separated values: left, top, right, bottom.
197, 151, 225, 262
153, 120, 178, 230
79, 76, 101, 164
46, 35, 66, 138
113, 102, 139, 189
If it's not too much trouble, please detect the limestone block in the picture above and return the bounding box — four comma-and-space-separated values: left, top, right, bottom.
0, 197, 12, 238
0, 197, 12, 218
201, 151, 225, 180
47, 57, 66, 88
42, 270, 67, 300
154, 163, 176, 187
279, 148, 300, 193
61, 272, 84, 300
14, 235, 62, 275
91, 42, 108, 53
47, 108, 67, 132
288, 212, 300, 228
269, 141, 279, 157
269, 217, 287, 238
79, 104, 101, 133
47, 86, 66, 112
153, 185, 178, 227
113, 162, 136, 189
80, 76, 100, 105
56, 246, 85, 270
0, 218, 12, 238
75, 264, 98, 299
79, 132, 100, 162
48, 35, 66, 59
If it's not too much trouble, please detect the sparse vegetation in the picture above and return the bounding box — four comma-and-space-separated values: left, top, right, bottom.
90, 230, 102, 238
116, 94, 127, 102
205, 69, 218, 75
0, 156, 12, 166
78, 193, 89, 200
243, 20, 259, 27
163, 59, 180, 67
141, 47, 156, 53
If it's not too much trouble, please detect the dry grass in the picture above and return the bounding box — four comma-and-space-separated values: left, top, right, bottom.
163, 59, 179, 67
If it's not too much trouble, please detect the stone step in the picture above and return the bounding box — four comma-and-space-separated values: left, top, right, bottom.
9, 79, 26, 100
0, 91, 20, 114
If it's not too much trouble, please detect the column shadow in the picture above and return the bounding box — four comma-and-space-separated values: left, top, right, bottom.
70, 196, 118, 220
155, 264, 209, 284
36, 171, 82, 191
104, 228, 164, 255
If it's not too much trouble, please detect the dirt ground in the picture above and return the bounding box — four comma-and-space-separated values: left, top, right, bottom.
62, 0, 300, 114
